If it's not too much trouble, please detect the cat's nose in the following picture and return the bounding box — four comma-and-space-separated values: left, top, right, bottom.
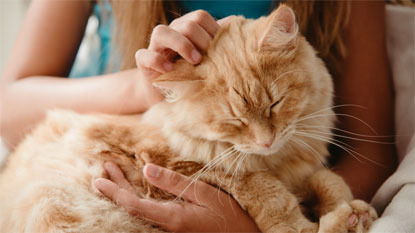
256, 136, 275, 148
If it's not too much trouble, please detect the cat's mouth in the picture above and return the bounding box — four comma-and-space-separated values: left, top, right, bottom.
234, 144, 280, 156
233, 126, 295, 156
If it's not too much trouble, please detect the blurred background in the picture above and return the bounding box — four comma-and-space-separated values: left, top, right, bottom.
0, 0, 30, 74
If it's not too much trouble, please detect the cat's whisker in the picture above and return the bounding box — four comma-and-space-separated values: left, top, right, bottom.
296, 128, 395, 145
230, 151, 247, 192
295, 113, 377, 135
216, 150, 243, 199
295, 131, 365, 164
295, 124, 395, 139
212, 150, 240, 206
174, 146, 237, 202
294, 104, 365, 129
294, 131, 386, 167
289, 137, 327, 168
296, 104, 366, 122
190, 146, 235, 180
295, 131, 358, 155
226, 152, 246, 215
190, 148, 235, 183
295, 128, 391, 164
296, 130, 356, 150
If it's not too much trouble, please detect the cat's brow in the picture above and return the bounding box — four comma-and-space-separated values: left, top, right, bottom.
232, 87, 248, 104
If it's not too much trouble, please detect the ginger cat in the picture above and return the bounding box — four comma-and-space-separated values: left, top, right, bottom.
0, 5, 377, 233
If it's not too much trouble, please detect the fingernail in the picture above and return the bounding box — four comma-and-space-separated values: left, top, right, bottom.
94, 178, 106, 188
145, 164, 161, 178
191, 49, 202, 63
348, 214, 358, 227
163, 62, 173, 72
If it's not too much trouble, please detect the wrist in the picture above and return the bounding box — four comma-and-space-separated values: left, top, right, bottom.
111, 69, 147, 114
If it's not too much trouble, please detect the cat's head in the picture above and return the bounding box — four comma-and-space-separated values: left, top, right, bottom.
151, 5, 334, 157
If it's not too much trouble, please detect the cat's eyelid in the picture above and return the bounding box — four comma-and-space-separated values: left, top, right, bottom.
225, 119, 243, 127
240, 118, 249, 125
271, 96, 285, 108
271, 100, 280, 109
225, 118, 248, 126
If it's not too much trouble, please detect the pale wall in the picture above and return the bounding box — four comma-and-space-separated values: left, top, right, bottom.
0, 0, 29, 75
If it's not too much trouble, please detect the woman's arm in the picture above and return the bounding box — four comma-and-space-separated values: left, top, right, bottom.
0, 0, 157, 148
332, 1, 398, 201
0, 70, 149, 148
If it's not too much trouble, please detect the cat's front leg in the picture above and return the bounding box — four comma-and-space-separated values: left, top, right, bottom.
211, 171, 318, 233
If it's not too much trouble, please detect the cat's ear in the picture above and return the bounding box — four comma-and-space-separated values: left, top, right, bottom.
153, 80, 204, 103
258, 4, 298, 51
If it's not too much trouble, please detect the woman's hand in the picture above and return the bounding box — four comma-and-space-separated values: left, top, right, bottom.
95, 162, 260, 232
134, 11, 237, 110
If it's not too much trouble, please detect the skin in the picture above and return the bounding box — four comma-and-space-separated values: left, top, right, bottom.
332, 1, 397, 201
96, 162, 260, 232
0, 0, 396, 232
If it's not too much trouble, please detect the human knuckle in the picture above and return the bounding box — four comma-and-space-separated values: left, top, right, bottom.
135, 49, 146, 59
150, 55, 164, 68
152, 24, 167, 37
135, 55, 147, 68
170, 18, 180, 27
193, 10, 209, 23
180, 21, 197, 36
153, 53, 164, 63
177, 41, 193, 54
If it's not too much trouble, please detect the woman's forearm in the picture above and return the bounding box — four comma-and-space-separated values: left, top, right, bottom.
333, 143, 397, 202
332, 1, 397, 201
0, 69, 145, 148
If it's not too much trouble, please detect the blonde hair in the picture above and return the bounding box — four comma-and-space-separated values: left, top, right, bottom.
108, 0, 350, 76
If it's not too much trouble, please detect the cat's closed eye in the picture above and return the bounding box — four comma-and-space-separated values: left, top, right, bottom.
271, 97, 283, 109
266, 96, 285, 117
224, 118, 249, 127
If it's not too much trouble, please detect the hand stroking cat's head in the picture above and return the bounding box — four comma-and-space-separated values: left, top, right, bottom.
149, 5, 334, 158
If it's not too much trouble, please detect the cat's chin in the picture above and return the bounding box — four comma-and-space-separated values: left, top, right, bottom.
234, 145, 281, 157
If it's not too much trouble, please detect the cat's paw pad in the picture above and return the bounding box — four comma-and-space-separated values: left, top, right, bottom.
347, 200, 378, 232
318, 200, 377, 233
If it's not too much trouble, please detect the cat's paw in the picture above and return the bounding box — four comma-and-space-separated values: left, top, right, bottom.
318, 200, 377, 233
346, 200, 378, 233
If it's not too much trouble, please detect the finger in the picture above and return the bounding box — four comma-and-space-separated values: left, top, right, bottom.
170, 20, 212, 51
149, 25, 202, 64
173, 10, 220, 37
217, 15, 237, 26
94, 178, 192, 230
135, 49, 173, 73
143, 163, 227, 206
103, 162, 134, 192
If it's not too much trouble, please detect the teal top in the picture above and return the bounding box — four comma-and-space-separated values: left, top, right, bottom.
181, 1, 273, 19
69, 2, 113, 78
69, 0, 273, 78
